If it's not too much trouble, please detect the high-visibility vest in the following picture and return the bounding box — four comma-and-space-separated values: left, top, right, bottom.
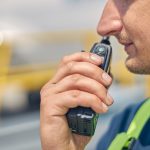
108, 98, 150, 150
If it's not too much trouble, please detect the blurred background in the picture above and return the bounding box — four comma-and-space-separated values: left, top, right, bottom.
0, 0, 150, 150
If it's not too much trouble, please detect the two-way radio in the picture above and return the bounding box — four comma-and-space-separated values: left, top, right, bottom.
66, 37, 112, 136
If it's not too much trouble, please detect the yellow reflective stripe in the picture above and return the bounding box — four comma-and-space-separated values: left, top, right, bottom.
127, 98, 150, 138
108, 98, 150, 150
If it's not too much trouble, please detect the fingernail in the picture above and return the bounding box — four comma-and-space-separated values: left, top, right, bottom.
102, 103, 108, 112
102, 73, 112, 84
106, 93, 114, 105
90, 54, 102, 63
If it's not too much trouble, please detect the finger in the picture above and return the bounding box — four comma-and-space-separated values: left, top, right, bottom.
41, 90, 108, 116
50, 61, 112, 87
47, 74, 113, 106
59, 52, 103, 67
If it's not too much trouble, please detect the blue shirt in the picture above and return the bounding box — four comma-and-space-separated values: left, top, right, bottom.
96, 100, 150, 150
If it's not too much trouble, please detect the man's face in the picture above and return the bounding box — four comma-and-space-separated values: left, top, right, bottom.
97, 0, 150, 74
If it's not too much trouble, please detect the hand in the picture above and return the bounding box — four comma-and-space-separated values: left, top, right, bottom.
40, 52, 113, 150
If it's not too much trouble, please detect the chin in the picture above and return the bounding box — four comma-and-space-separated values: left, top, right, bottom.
125, 57, 150, 74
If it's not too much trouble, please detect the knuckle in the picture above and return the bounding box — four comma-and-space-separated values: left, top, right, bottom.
70, 90, 81, 99
40, 92, 54, 108
40, 82, 55, 98
69, 74, 82, 83
40, 83, 50, 95
66, 61, 75, 72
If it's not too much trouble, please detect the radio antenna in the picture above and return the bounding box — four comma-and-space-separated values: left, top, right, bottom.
101, 36, 110, 45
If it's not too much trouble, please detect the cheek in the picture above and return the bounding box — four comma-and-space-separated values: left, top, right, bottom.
130, 21, 150, 59
123, 1, 150, 44
123, 9, 150, 56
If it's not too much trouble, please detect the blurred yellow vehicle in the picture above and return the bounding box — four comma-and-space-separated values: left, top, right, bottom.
0, 34, 59, 114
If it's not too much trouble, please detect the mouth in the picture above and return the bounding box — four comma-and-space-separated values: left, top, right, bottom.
118, 40, 134, 54
124, 43, 133, 51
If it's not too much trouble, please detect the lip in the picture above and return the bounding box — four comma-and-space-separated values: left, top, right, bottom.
118, 40, 133, 46
118, 40, 133, 53
124, 43, 133, 53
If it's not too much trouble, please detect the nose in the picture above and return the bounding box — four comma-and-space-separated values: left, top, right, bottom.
97, 0, 123, 37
